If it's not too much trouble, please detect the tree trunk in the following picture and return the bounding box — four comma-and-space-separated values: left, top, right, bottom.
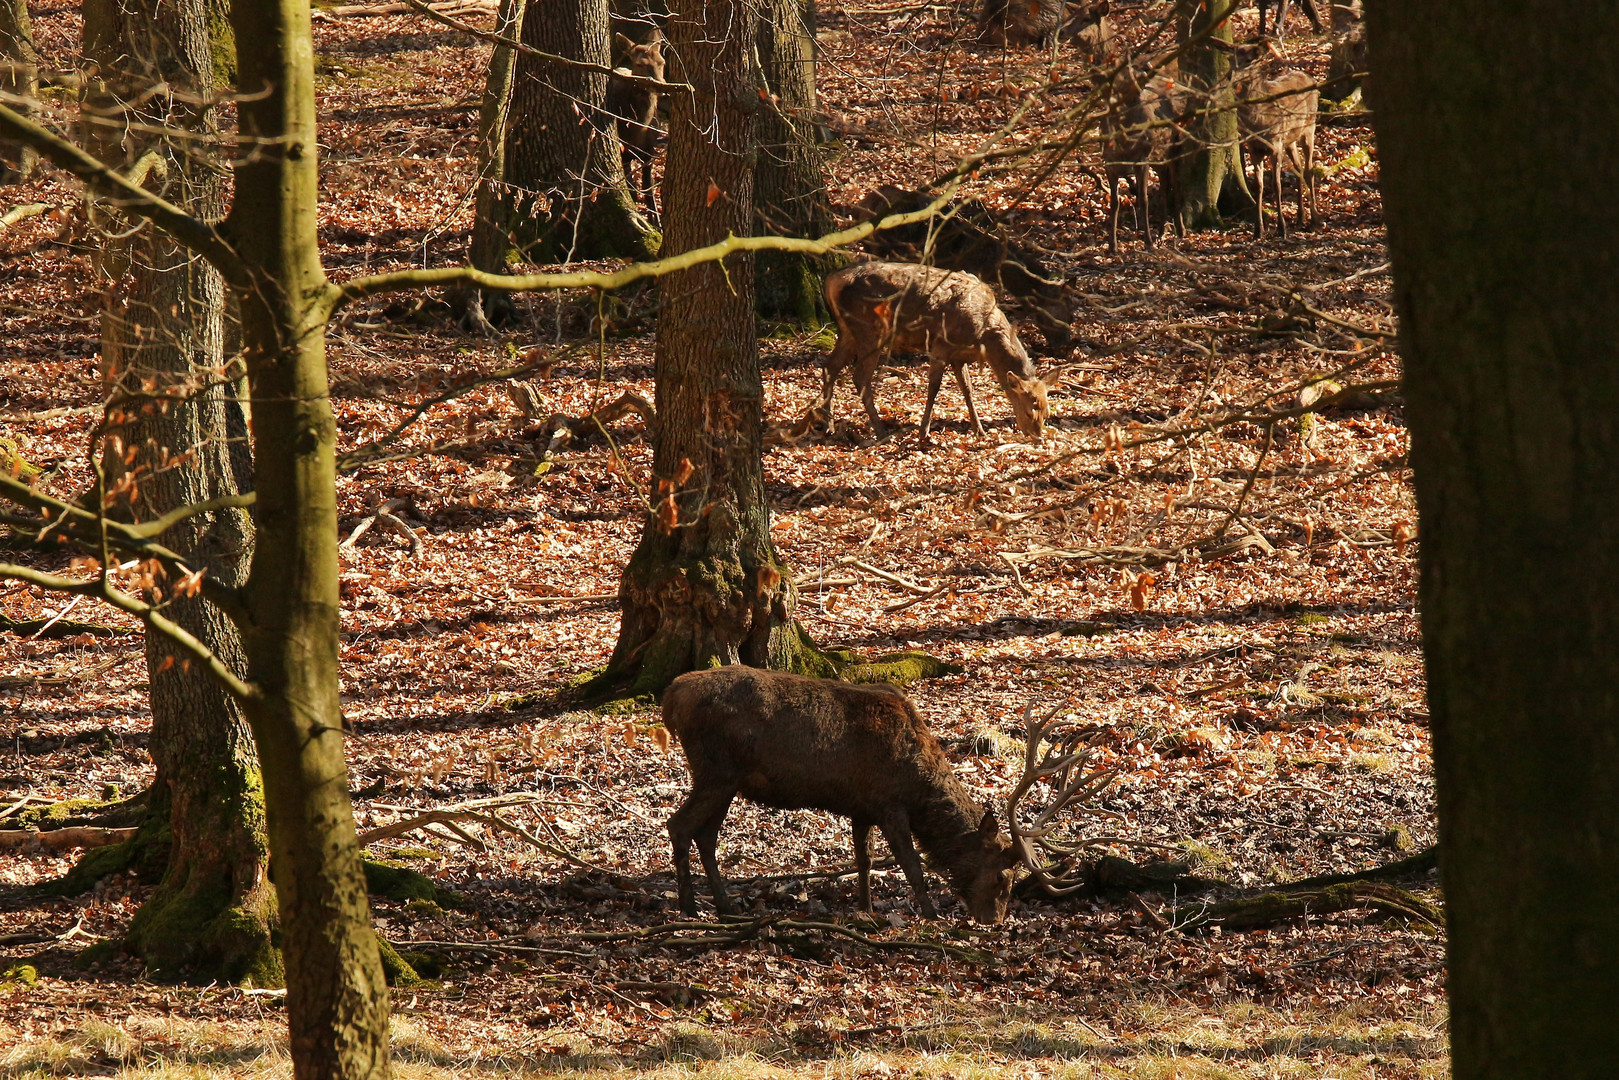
457, 0, 527, 328
753, 0, 835, 323
593, 0, 821, 700
79, 0, 277, 985
498, 0, 656, 263
225, 0, 392, 1073
0, 0, 37, 182
1369, 2, 1619, 1077
1175, 0, 1249, 228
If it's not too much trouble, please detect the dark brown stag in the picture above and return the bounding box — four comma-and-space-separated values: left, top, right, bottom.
660, 668, 1115, 921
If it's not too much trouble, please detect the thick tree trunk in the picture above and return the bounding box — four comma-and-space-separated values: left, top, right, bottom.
753, 0, 835, 323
0, 0, 37, 182
1175, 0, 1249, 228
457, 0, 527, 328
225, 0, 391, 1074
79, 0, 276, 984
594, 0, 820, 700
498, 0, 656, 263
1369, 3, 1619, 1077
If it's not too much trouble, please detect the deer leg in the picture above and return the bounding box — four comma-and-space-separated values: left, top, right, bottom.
693, 799, 737, 916
855, 351, 891, 439
853, 818, 875, 913
878, 811, 937, 919
668, 785, 736, 915
952, 363, 985, 436
1274, 152, 1288, 239
1254, 149, 1267, 238
1107, 173, 1123, 255
919, 362, 947, 442
1138, 164, 1154, 252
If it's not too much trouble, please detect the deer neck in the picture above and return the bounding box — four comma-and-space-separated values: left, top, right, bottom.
911, 774, 988, 883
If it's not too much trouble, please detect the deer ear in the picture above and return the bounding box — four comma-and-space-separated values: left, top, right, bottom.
615, 32, 634, 49
978, 808, 999, 838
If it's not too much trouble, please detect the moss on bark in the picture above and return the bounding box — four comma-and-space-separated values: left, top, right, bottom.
362, 859, 465, 909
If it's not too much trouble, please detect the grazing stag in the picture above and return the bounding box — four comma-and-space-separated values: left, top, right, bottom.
820, 261, 1053, 441
605, 30, 665, 214
1103, 71, 1187, 253
661, 670, 1116, 920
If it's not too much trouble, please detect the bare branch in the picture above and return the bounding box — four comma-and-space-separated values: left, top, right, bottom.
0, 102, 247, 281
0, 562, 261, 702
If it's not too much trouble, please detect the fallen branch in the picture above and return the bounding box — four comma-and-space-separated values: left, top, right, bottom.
1170, 880, 1442, 932
0, 611, 134, 639
0, 202, 53, 233
0, 826, 136, 851
359, 800, 606, 872
1278, 845, 1438, 890
341, 497, 424, 557
314, 0, 493, 17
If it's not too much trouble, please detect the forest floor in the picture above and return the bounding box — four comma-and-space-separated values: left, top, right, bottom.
0, 0, 1441, 1077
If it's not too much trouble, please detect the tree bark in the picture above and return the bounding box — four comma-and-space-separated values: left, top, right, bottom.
753, 0, 835, 323
1175, 0, 1250, 228
225, 0, 392, 1073
0, 0, 37, 182
78, 0, 277, 985
457, 0, 527, 328
593, 0, 823, 700
1369, 2, 1619, 1077
498, 0, 656, 263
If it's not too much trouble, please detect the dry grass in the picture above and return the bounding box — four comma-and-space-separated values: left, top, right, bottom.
0, 1002, 1447, 1080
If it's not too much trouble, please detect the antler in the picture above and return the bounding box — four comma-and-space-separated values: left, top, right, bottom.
1006, 701, 1121, 897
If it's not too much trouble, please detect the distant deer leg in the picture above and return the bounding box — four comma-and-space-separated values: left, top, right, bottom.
878, 810, 937, 918
853, 818, 875, 913
953, 363, 985, 436
1107, 173, 1123, 255
1254, 149, 1268, 238
1274, 152, 1288, 238
1138, 164, 1155, 252
668, 786, 736, 915
919, 362, 947, 442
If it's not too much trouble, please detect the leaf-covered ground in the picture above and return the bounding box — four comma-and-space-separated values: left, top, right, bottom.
0, 1, 1440, 1077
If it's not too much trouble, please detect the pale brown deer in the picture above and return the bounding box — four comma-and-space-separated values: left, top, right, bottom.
1103, 70, 1187, 254
661, 670, 1117, 921
1237, 61, 1320, 238
820, 261, 1053, 442
605, 30, 665, 214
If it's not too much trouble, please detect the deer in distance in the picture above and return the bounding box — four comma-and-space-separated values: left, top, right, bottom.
819, 261, 1054, 442
1103, 68, 1187, 254
605, 30, 665, 215
1236, 44, 1321, 238
660, 667, 1115, 922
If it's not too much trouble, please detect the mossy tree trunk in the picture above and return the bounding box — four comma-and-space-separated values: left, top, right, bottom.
458, 0, 527, 327
78, 0, 276, 984
0, 0, 37, 182
223, 0, 393, 1072
1175, 0, 1249, 228
594, 0, 820, 700
497, 0, 656, 263
754, 0, 835, 323
1370, 1, 1619, 1077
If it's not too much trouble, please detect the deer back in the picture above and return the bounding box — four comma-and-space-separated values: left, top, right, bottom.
1239, 69, 1318, 154
1104, 74, 1184, 166
662, 667, 973, 822
826, 262, 1035, 378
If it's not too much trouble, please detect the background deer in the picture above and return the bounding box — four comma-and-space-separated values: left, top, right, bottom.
605, 30, 665, 214
1236, 51, 1320, 238
1103, 70, 1186, 253
661, 667, 1023, 922
820, 261, 1053, 441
